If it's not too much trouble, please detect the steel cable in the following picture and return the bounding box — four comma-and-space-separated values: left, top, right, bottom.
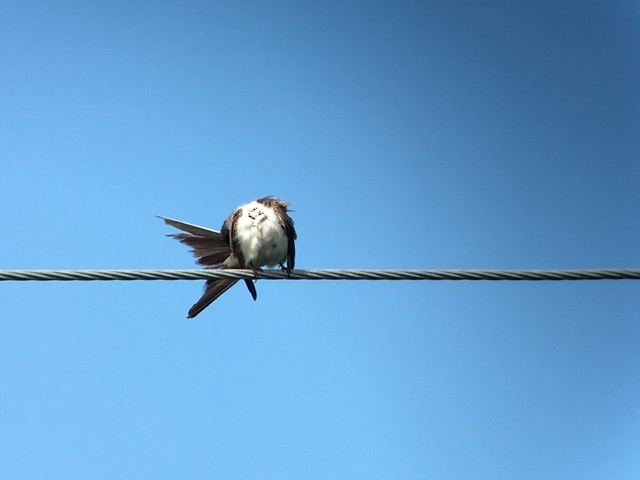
1, 269, 639, 282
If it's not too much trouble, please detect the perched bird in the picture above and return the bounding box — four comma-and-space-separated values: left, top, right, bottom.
159, 197, 297, 318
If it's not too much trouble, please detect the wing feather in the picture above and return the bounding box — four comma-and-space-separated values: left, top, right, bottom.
158, 216, 231, 266
187, 279, 238, 318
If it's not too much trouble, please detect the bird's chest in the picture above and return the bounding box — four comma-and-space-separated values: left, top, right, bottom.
235, 214, 287, 268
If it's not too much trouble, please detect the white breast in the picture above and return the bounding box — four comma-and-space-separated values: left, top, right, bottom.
234, 201, 288, 269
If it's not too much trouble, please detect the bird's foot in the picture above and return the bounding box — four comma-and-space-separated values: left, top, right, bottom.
249, 263, 263, 279
279, 263, 292, 278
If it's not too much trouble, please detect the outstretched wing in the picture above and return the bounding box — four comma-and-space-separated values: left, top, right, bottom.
157, 215, 231, 266
187, 279, 237, 318
159, 214, 258, 317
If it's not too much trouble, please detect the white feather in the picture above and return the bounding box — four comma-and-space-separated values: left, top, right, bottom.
234, 201, 289, 269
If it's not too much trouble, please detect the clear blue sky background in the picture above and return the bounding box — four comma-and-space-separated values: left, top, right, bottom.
1, 1, 639, 478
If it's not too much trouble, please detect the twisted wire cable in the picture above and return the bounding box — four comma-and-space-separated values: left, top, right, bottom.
0, 269, 639, 282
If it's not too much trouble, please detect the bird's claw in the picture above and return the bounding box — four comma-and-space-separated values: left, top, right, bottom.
249, 263, 263, 279
279, 263, 292, 278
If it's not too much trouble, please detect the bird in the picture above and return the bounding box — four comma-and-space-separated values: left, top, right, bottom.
159, 197, 297, 318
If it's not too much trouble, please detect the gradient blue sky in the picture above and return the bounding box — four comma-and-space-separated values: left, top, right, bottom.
1, 1, 639, 478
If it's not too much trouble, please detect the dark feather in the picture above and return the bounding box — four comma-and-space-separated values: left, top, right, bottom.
244, 279, 258, 300
187, 279, 239, 318
160, 214, 257, 317
167, 233, 231, 266
158, 216, 231, 266
157, 216, 221, 237
225, 208, 246, 267
159, 199, 295, 317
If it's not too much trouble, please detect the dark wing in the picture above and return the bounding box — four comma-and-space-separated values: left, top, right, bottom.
160, 213, 257, 316
157, 216, 221, 236
281, 210, 297, 271
160, 212, 259, 317
187, 279, 239, 318
158, 215, 231, 266
187, 277, 257, 318
243, 279, 257, 300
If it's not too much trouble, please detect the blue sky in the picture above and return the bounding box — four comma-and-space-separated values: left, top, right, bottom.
1, 1, 639, 478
